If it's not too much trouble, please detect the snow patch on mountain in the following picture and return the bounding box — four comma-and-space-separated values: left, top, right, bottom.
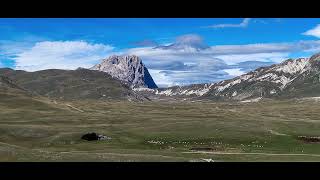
273, 58, 309, 74
155, 89, 173, 96
133, 87, 155, 92
215, 79, 242, 92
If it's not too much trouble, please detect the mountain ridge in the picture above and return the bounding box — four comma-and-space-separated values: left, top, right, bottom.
2, 53, 320, 102
135, 53, 320, 101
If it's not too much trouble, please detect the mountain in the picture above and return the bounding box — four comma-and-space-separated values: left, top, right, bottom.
3, 52, 320, 102
135, 53, 320, 101
280, 53, 320, 98
90, 55, 158, 89
0, 68, 146, 101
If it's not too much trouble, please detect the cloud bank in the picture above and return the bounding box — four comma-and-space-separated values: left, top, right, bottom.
3, 33, 320, 87
303, 24, 320, 38
121, 35, 320, 87
13, 41, 114, 71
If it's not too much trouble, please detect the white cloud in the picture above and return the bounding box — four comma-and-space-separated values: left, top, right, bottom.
123, 41, 319, 68
0, 40, 39, 68
215, 52, 290, 65
4, 34, 320, 88
173, 34, 208, 49
13, 41, 114, 71
121, 37, 320, 87
223, 68, 245, 76
303, 24, 320, 38
148, 69, 176, 87
148, 69, 230, 88
124, 41, 320, 65
0, 41, 32, 56
205, 18, 251, 29
138, 51, 288, 87
209, 43, 292, 55
0, 35, 50, 57
155, 34, 209, 50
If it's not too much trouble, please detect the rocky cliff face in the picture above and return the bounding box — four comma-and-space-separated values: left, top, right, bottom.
90, 55, 158, 89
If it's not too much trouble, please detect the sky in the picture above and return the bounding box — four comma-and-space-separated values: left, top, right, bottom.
1, 18, 320, 87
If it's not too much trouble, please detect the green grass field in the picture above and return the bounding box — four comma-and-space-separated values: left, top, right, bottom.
1, 92, 320, 161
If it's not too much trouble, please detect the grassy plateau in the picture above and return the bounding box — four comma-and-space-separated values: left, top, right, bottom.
1, 92, 320, 161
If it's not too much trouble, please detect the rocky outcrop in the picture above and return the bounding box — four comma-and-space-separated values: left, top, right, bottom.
90, 55, 158, 89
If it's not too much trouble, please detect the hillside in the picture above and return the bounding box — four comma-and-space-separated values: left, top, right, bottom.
0, 75, 28, 95
0, 68, 144, 101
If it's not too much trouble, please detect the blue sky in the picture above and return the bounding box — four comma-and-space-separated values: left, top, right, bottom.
1, 18, 320, 87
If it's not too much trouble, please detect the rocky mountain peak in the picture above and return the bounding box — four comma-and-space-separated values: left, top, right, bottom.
90, 55, 158, 89
270, 58, 309, 75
